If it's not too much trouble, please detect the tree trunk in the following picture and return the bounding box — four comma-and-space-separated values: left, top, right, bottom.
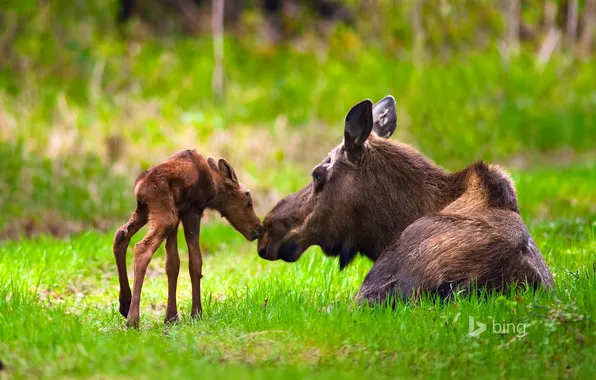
544, 1, 557, 32
580, 0, 596, 53
412, 0, 424, 65
212, 0, 225, 99
506, 0, 520, 55
537, 1, 560, 68
566, 0, 578, 47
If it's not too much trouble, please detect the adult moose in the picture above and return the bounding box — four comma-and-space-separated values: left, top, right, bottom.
257, 96, 553, 303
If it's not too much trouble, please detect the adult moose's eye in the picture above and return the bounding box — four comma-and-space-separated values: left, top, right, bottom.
312, 166, 326, 192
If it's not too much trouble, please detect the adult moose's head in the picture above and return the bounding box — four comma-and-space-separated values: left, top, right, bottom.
258, 96, 461, 269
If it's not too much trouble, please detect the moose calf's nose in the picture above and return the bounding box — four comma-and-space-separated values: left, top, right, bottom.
255, 224, 265, 239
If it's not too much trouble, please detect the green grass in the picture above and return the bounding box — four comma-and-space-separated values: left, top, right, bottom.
1, 165, 595, 378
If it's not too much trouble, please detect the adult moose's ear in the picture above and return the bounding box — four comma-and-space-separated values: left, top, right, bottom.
218, 158, 239, 185
344, 99, 373, 160
372, 95, 397, 139
207, 157, 219, 172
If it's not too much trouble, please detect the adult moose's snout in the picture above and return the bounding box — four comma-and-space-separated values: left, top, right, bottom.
257, 234, 269, 258
257, 232, 278, 261
257, 186, 313, 262
257, 244, 267, 258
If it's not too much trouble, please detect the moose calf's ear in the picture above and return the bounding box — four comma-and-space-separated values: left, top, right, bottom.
344, 99, 374, 158
218, 158, 239, 184
372, 95, 397, 139
207, 157, 219, 172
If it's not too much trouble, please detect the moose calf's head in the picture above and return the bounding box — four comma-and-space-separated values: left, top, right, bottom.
258, 96, 409, 269
208, 158, 264, 242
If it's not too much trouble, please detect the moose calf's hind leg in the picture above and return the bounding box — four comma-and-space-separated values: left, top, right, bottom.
127, 216, 177, 328
113, 206, 148, 318
165, 222, 180, 323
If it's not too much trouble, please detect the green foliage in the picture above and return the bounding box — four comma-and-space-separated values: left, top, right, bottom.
0, 140, 132, 233
1, 1, 595, 165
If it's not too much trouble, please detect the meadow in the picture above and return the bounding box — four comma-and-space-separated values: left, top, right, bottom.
1, 184, 595, 378
1, 1, 596, 378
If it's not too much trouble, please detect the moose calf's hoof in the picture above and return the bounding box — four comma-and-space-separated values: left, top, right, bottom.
119, 299, 131, 318
126, 316, 140, 329
191, 310, 203, 321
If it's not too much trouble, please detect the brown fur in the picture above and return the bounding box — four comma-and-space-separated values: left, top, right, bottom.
258, 97, 553, 303
114, 149, 263, 328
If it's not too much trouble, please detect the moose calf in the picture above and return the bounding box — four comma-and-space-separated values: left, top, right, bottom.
113, 149, 263, 328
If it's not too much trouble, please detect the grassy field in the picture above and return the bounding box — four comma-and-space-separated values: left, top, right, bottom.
1, 164, 595, 379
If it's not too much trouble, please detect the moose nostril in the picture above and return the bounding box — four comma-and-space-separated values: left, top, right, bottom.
258, 246, 267, 258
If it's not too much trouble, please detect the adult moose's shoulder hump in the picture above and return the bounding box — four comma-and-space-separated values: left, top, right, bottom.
258, 96, 553, 303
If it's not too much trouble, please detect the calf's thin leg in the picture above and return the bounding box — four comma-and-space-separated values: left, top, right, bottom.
181, 212, 203, 320
113, 203, 148, 318
165, 222, 180, 323
127, 205, 177, 328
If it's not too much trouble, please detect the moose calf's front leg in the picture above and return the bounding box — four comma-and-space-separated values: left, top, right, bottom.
182, 212, 203, 320
189, 248, 203, 319
164, 223, 180, 323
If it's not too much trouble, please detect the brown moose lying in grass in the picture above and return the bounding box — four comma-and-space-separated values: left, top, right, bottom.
258, 96, 554, 302
113, 150, 263, 328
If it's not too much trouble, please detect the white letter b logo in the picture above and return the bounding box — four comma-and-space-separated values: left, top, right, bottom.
469, 316, 487, 337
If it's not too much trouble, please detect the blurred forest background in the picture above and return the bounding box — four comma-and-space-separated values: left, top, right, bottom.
0, 0, 595, 238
